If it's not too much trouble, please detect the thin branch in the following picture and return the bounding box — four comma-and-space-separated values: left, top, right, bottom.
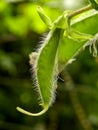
61, 70, 93, 130
68, 4, 92, 19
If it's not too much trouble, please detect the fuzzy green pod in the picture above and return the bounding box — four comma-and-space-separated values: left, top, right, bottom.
17, 28, 62, 116
36, 28, 62, 107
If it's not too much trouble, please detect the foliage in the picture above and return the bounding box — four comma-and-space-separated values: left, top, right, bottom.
0, 0, 98, 130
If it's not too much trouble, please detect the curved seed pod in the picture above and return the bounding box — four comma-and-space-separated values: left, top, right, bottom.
36, 28, 62, 107
17, 28, 62, 116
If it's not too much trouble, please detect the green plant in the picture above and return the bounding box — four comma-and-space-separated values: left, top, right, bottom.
17, 0, 98, 116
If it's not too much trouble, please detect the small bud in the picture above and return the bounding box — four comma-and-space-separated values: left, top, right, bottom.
37, 6, 52, 28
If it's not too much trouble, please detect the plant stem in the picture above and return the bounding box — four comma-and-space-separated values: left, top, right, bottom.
68, 4, 93, 19
61, 70, 93, 130
65, 4, 93, 33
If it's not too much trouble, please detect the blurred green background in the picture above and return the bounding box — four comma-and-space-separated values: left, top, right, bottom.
0, 0, 98, 130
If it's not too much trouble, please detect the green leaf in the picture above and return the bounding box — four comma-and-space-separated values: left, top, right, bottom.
58, 9, 98, 72
64, 29, 93, 42
17, 28, 62, 116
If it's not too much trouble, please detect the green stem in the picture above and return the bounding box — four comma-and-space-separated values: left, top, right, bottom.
66, 4, 93, 34
68, 4, 92, 19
